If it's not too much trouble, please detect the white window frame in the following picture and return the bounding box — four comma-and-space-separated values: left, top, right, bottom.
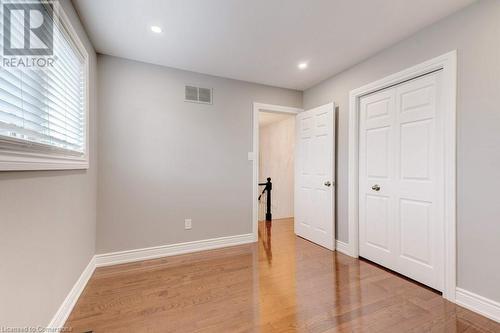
0, 3, 90, 171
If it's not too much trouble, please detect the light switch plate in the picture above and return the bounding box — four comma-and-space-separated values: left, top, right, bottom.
184, 219, 192, 230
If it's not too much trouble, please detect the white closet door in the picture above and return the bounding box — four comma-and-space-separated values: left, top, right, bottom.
359, 72, 444, 291
359, 88, 396, 269
295, 103, 335, 250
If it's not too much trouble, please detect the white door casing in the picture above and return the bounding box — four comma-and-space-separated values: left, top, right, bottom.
348, 51, 457, 301
359, 72, 444, 291
295, 103, 336, 250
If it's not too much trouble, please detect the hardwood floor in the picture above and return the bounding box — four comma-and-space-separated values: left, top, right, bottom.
65, 218, 500, 332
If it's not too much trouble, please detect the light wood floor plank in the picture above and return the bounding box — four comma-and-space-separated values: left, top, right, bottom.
65, 219, 500, 332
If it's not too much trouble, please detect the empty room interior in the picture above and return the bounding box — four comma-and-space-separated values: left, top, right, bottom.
1, 0, 500, 332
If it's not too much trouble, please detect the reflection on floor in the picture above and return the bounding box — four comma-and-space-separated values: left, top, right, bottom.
65, 218, 500, 332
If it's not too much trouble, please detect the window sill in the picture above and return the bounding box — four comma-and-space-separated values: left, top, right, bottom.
0, 140, 89, 171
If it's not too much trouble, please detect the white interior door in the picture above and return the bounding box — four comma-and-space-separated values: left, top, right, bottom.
359, 72, 444, 291
295, 103, 335, 250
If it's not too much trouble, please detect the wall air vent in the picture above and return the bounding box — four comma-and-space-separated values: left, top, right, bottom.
185, 85, 213, 104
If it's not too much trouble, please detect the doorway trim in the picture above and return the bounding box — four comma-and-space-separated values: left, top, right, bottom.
252, 103, 303, 241
347, 51, 457, 301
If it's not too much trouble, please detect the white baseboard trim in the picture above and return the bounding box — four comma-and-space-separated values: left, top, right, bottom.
456, 288, 500, 323
335, 239, 358, 258
335, 240, 351, 256
47, 233, 254, 329
48, 256, 96, 330
94, 233, 255, 267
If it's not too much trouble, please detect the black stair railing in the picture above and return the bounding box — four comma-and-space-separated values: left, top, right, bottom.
258, 177, 272, 222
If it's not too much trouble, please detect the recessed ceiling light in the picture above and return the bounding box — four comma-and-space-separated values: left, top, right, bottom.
298, 62, 308, 70
151, 26, 162, 33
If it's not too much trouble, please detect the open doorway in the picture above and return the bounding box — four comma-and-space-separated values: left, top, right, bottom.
252, 103, 301, 242
258, 110, 295, 230
252, 102, 336, 251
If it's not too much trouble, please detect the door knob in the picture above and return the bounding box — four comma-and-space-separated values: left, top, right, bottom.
371, 184, 381, 191
324, 181, 332, 187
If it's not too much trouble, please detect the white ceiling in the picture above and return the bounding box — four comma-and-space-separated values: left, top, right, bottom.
73, 0, 475, 90
259, 111, 294, 127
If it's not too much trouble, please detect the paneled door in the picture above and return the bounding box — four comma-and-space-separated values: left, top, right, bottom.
359, 72, 444, 291
295, 103, 335, 250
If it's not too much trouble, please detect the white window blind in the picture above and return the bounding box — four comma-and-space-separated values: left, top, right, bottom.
0, 4, 86, 155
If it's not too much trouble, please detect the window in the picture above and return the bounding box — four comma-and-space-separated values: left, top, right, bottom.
0, 2, 89, 170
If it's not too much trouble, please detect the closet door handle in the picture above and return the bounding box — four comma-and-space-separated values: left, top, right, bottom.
371, 184, 381, 191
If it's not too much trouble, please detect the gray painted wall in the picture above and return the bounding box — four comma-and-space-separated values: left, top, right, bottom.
304, 0, 500, 302
96, 55, 302, 253
0, 0, 97, 327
